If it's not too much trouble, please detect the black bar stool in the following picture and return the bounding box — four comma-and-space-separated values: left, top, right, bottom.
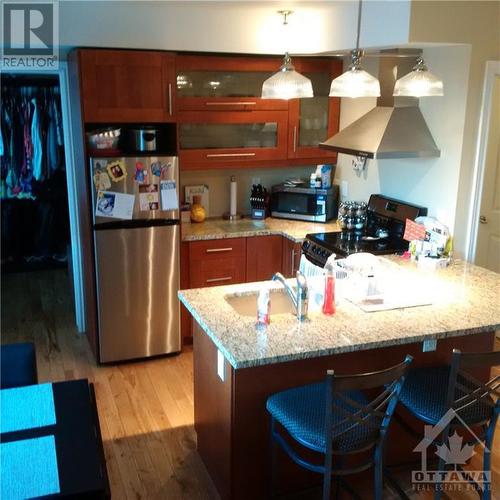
397, 349, 500, 500
266, 355, 413, 500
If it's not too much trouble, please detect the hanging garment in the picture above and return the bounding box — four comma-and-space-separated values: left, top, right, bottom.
31, 97, 43, 182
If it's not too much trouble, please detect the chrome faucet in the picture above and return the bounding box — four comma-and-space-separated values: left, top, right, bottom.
272, 271, 308, 321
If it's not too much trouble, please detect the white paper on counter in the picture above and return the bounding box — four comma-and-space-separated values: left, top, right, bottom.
95, 191, 135, 219
160, 180, 179, 210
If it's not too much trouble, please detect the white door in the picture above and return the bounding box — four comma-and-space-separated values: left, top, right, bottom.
475, 75, 500, 272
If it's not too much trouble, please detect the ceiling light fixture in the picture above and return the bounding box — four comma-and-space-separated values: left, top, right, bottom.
393, 56, 444, 97
261, 11, 314, 100
328, 0, 380, 98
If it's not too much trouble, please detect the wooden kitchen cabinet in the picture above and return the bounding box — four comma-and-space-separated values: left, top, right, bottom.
287, 58, 342, 161
178, 110, 289, 170
176, 55, 288, 111
78, 49, 176, 123
176, 56, 342, 169
189, 238, 246, 288
246, 236, 283, 282
282, 238, 302, 278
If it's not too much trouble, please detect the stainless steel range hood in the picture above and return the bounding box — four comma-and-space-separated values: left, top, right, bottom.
319, 55, 440, 159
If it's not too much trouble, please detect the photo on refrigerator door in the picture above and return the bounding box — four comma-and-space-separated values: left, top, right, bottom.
95, 191, 135, 219
139, 184, 159, 211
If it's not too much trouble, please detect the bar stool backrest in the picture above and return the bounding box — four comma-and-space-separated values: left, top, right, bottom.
325, 355, 413, 456
446, 349, 500, 424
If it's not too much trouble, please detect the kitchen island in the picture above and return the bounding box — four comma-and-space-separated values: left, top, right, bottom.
178, 258, 500, 499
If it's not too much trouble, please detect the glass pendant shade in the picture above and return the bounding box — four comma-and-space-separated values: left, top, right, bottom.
329, 50, 381, 98
261, 53, 313, 99
393, 57, 444, 97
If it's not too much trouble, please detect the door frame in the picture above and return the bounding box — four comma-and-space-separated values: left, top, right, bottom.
3, 63, 86, 333
466, 60, 500, 263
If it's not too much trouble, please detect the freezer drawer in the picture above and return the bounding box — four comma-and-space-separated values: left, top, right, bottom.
94, 224, 180, 362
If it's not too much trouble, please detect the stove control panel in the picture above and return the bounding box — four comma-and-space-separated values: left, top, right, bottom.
302, 239, 332, 267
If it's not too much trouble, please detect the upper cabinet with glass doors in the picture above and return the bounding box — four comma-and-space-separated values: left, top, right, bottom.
176, 55, 342, 168
287, 58, 342, 160
176, 55, 288, 111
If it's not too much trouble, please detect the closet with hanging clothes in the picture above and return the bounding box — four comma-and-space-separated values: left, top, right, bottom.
1, 74, 70, 272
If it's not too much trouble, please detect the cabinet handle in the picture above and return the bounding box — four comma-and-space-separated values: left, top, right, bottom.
479, 215, 487, 224
293, 126, 297, 153
168, 83, 173, 116
206, 247, 233, 253
206, 276, 233, 283
205, 101, 257, 106
206, 153, 256, 158
291, 248, 296, 275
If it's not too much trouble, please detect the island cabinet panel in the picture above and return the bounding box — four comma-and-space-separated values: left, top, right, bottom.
246, 235, 283, 282
192, 324, 495, 500
281, 238, 302, 278
188, 238, 246, 288
78, 49, 176, 123
193, 325, 233, 500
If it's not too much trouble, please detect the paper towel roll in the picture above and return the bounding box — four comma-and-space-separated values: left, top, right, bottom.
230, 176, 237, 216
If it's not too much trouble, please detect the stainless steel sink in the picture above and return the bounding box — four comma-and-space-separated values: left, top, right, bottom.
225, 290, 296, 317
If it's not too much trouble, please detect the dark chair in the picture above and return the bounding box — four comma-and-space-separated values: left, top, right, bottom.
266, 355, 413, 500
0, 342, 38, 389
397, 349, 500, 500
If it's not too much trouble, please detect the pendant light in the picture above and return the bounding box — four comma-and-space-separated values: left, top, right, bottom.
261, 11, 314, 100
393, 56, 444, 97
329, 0, 380, 98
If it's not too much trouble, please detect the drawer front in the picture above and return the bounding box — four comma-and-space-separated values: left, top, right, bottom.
189, 258, 246, 288
189, 238, 246, 261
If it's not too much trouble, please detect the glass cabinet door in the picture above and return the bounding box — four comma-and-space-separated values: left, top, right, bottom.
178, 111, 288, 169
180, 123, 278, 150
176, 55, 287, 111
288, 60, 341, 160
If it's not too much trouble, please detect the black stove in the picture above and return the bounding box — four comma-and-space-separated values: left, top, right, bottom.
302, 194, 427, 266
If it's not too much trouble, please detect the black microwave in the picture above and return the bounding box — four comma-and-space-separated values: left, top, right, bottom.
270, 184, 339, 223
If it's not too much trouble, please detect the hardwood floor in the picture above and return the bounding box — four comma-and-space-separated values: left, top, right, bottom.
1, 269, 498, 499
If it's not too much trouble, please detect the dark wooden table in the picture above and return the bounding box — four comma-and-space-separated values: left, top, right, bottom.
1, 379, 110, 499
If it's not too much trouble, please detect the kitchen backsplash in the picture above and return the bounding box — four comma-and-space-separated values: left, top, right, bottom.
181, 166, 315, 217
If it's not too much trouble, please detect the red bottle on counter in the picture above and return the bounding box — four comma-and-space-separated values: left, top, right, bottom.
322, 265, 336, 315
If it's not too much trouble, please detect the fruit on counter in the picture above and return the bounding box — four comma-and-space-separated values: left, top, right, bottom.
190, 195, 206, 223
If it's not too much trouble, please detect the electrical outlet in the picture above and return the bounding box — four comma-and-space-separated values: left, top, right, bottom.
341, 181, 348, 198
217, 349, 225, 381
251, 177, 261, 186
422, 339, 437, 352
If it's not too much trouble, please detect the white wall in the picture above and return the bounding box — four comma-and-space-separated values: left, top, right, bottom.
408, 0, 500, 258
57, 1, 411, 56
334, 45, 471, 231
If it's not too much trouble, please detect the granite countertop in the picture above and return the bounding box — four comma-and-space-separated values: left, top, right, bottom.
178, 258, 500, 369
181, 217, 341, 243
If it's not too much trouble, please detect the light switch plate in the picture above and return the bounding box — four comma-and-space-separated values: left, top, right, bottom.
217, 349, 225, 381
422, 339, 437, 352
341, 181, 348, 198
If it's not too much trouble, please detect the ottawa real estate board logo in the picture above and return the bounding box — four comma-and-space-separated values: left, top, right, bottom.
412, 408, 491, 494
2, 0, 59, 70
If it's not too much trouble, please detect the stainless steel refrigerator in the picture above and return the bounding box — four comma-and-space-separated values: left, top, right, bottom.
90, 156, 180, 362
